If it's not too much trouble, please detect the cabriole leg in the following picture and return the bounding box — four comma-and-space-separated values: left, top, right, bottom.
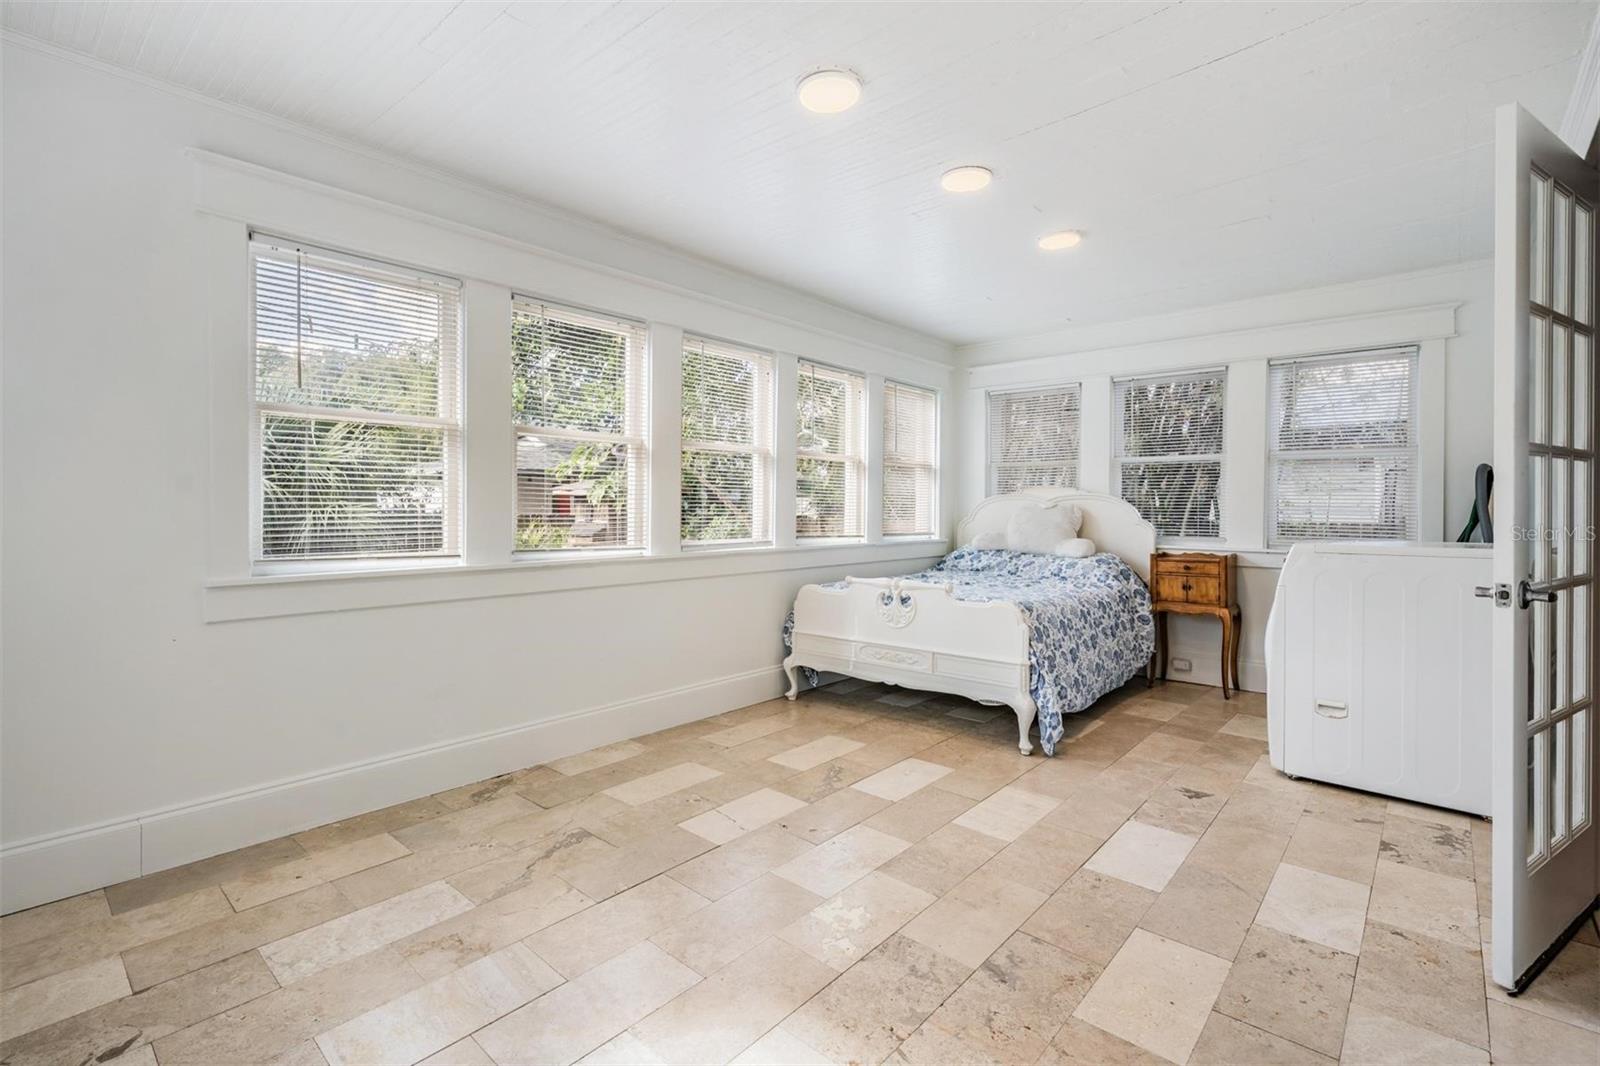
1015, 696, 1038, 756
783, 660, 800, 700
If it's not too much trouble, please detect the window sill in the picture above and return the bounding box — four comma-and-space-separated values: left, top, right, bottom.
1155, 544, 1288, 570
204, 538, 952, 622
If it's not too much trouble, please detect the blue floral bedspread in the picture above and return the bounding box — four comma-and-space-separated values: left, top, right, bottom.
784, 548, 1154, 756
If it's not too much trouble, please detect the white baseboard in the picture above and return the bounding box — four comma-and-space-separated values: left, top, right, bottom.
1162, 641, 1267, 694
1, 666, 785, 914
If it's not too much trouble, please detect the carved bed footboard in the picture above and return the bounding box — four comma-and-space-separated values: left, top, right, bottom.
782, 576, 1040, 754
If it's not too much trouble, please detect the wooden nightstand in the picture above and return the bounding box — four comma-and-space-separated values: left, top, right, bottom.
1148, 551, 1241, 699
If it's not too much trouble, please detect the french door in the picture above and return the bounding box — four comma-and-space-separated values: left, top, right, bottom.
1490, 103, 1599, 991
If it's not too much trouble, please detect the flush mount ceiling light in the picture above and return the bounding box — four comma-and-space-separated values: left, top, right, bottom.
797, 69, 862, 113
1037, 230, 1083, 251
940, 166, 993, 193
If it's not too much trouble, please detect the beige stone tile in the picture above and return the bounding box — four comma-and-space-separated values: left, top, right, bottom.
769, 735, 868, 771
1384, 798, 1473, 831
333, 833, 520, 908
259, 880, 474, 984
292, 795, 454, 854
475, 942, 701, 1065
1122, 698, 1188, 723
850, 758, 953, 801
386, 795, 539, 852
0, 951, 276, 1066
420, 1037, 497, 1065
1083, 819, 1197, 892
153, 947, 426, 1064
1378, 812, 1476, 881
0, 955, 131, 1043
526, 873, 707, 978
951, 783, 1061, 842
732, 1026, 838, 1065
103, 837, 308, 914
434, 771, 542, 811
1255, 863, 1369, 954
0, 886, 234, 991
679, 787, 808, 844
548, 740, 648, 776
778, 934, 969, 1066
863, 786, 974, 843
1487, 999, 1600, 1064
222, 833, 409, 911
704, 715, 798, 748
899, 931, 1098, 1065
1351, 921, 1488, 1049
901, 868, 1046, 968
315, 943, 559, 1066
778, 786, 889, 845
1072, 928, 1232, 1064
629, 938, 836, 1065
0, 891, 109, 950
1037, 1018, 1166, 1066
667, 823, 815, 900
875, 822, 1003, 896
393, 875, 593, 980
779, 870, 934, 971
1124, 732, 1205, 766
1187, 1012, 1335, 1065
602, 762, 723, 806
1217, 714, 1269, 741
1484, 937, 1600, 1034
1367, 859, 1478, 948
122, 881, 353, 991
773, 824, 909, 898
577, 1030, 669, 1066
448, 826, 617, 904
1135, 862, 1262, 961
979, 823, 1100, 895
1282, 813, 1382, 885
649, 873, 822, 975
1021, 868, 1156, 967
558, 826, 715, 901
1213, 924, 1355, 1056
1340, 1004, 1489, 1064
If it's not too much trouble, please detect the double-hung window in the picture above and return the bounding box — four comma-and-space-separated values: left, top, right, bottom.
251, 237, 462, 563
511, 299, 648, 552
1268, 347, 1418, 544
795, 361, 866, 539
680, 335, 774, 545
883, 381, 938, 536
1115, 370, 1226, 540
988, 385, 1081, 492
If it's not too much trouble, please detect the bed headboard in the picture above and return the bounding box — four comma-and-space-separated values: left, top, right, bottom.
955, 489, 1157, 584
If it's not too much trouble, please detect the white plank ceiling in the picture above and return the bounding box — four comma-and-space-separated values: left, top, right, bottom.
4, 1, 1594, 345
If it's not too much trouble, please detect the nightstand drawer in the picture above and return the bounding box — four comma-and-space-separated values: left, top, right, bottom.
1152, 556, 1225, 580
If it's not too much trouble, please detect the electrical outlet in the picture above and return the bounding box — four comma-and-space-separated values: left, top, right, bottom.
1170, 657, 1193, 673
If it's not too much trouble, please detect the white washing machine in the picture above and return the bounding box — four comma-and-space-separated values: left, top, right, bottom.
1265, 542, 1493, 816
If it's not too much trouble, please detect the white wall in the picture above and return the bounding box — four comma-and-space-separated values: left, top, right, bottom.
956, 261, 1496, 692
0, 43, 958, 911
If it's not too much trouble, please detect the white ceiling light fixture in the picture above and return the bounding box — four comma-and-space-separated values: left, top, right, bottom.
941, 166, 993, 193
1038, 230, 1083, 251
797, 69, 862, 114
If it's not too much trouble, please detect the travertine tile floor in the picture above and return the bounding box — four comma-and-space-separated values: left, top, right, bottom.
3, 679, 1597, 1065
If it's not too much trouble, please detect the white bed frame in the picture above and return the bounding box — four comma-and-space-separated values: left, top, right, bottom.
783, 489, 1156, 754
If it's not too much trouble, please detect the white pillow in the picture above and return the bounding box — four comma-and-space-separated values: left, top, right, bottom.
1005, 502, 1083, 555
1056, 537, 1096, 558
971, 530, 1007, 550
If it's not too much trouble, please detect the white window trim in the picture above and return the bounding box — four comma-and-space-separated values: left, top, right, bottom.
510, 296, 650, 556
795, 359, 867, 541
679, 334, 776, 549
1265, 345, 1422, 547
985, 382, 1084, 494
196, 152, 952, 622
1114, 368, 1229, 545
882, 379, 940, 538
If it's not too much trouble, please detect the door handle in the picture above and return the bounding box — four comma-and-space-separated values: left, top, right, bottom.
1518, 580, 1558, 609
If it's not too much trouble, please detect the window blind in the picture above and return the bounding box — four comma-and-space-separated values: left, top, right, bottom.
681, 335, 774, 544
988, 386, 1081, 492
883, 381, 937, 536
796, 361, 866, 538
1268, 347, 1418, 544
251, 237, 462, 561
511, 298, 648, 552
1115, 370, 1225, 539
